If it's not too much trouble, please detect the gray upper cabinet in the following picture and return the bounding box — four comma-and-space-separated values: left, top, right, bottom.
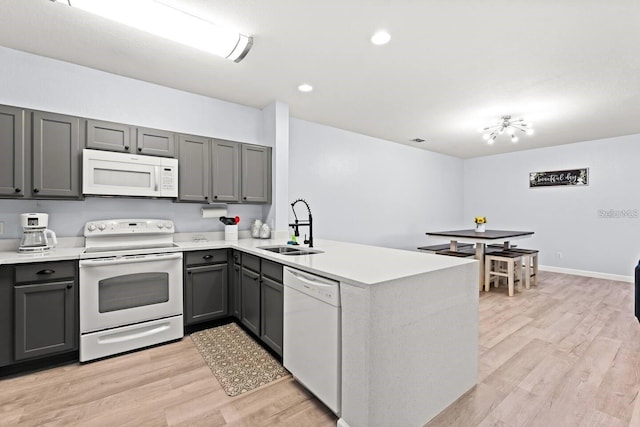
32, 111, 82, 199
177, 134, 211, 202
241, 144, 271, 203
137, 127, 175, 157
86, 119, 134, 153
211, 139, 240, 202
0, 105, 25, 197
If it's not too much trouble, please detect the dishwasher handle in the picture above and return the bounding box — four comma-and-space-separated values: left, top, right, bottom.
286, 268, 337, 287
284, 267, 340, 306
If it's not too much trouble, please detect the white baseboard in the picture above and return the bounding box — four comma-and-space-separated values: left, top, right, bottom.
539, 264, 633, 283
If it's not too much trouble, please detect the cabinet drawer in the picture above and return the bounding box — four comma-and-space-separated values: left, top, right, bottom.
185, 250, 227, 266
242, 253, 260, 273
15, 261, 76, 284
262, 259, 283, 282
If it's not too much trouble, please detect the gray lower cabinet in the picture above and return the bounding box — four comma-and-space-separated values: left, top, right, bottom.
0, 266, 13, 367
184, 250, 228, 325
0, 105, 25, 197
211, 139, 240, 202
239, 255, 283, 355
12, 261, 78, 363
137, 127, 175, 157
240, 266, 261, 336
14, 280, 76, 361
177, 134, 211, 202
86, 119, 134, 153
241, 144, 271, 203
260, 276, 283, 356
229, 251, 242, 320
31, 111, 82, 199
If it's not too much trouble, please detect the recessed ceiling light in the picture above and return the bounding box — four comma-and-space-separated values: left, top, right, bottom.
298, 84, 313, 92
371, 30, 391, 45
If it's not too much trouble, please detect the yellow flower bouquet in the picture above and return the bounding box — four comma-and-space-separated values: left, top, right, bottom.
474, 216, 486, 224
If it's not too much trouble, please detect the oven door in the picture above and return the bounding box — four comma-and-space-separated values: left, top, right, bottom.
79, 252, 183, 333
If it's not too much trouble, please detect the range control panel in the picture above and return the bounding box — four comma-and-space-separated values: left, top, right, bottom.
84, 219, 174, 236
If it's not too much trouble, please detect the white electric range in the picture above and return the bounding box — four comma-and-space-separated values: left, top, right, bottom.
78, 219, 183, 362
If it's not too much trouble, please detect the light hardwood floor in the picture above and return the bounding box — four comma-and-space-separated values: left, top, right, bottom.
1, 271, 639, 426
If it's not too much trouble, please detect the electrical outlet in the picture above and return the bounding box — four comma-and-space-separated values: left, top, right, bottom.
556, 251, 563, 259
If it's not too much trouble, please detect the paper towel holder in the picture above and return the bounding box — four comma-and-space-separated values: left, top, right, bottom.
201, 204, 228, 219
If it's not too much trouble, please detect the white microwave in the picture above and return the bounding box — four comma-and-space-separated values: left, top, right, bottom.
82, 149, 178, 198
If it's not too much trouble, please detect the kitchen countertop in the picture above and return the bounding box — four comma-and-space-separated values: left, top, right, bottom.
0, 237, 476, 287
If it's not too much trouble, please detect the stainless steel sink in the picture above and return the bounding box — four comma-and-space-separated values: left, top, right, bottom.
257, 245, 323, 256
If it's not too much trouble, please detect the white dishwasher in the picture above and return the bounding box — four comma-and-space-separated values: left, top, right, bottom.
283, 267, 341, 415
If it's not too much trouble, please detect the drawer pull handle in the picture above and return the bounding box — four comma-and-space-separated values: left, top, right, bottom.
33, 188, 40, 193
37, 269, 55, 275
124, 146, 129, 150
203, 255, 213, 260
14, 188, 21, 193
66, 284, 73, 289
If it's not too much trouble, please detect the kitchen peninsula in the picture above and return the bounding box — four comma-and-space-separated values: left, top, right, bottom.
0, 237, 478, 427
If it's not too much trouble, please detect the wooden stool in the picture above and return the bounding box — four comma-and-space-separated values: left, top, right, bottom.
435, 249, 475, 258
484, 251, 523, 296
508, 248, 539, 289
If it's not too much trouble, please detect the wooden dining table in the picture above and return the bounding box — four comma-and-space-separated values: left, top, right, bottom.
425, 229, 535, 289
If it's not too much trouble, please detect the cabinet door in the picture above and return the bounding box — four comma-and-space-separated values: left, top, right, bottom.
136, 127, 175, 157
86, 119, 134, 153
32, 111, 81, 198
177, 134, 210, 202
211, 139, 240, 202
240, 267, 261, 336
0, 266, 12, 367
261, 276, 283, 356
0, 105, 25, 197
185, 264, 228, 325
230, 263, 242, 320
241, 144, 271, 203
14, 280, 76, 361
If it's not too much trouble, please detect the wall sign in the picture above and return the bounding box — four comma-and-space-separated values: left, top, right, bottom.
529, 168, 589, 188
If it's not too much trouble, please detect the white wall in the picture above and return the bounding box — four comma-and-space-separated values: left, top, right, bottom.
463, 134, 640, 277
289, 119, 465, 251
0, 46, 266, 238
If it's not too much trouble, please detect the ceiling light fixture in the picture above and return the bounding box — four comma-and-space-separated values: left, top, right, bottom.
371, 30, 391, 45
298, 84, 313, 93
51, 0, 253, 62
479, 115, 534, 144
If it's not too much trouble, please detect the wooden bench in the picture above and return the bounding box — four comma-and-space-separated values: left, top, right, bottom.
418, 243, 473, 253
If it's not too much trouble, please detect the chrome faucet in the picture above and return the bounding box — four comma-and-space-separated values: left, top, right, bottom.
290, 198, 313, 247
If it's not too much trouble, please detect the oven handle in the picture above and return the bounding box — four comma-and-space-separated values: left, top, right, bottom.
80, 252, 182, 267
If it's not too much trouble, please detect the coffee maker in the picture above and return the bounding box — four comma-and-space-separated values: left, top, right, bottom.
18, 213, 57, 253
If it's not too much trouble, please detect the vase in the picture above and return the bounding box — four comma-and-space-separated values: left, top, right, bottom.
476, 223, 485, 233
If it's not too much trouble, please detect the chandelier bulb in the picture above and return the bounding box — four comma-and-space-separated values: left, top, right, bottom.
482, 133, 490, 140
526, 129, 534, 136
511, 135, 519, 143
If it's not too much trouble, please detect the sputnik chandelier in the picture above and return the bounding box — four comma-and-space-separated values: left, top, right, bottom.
480, 115, 534, 144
